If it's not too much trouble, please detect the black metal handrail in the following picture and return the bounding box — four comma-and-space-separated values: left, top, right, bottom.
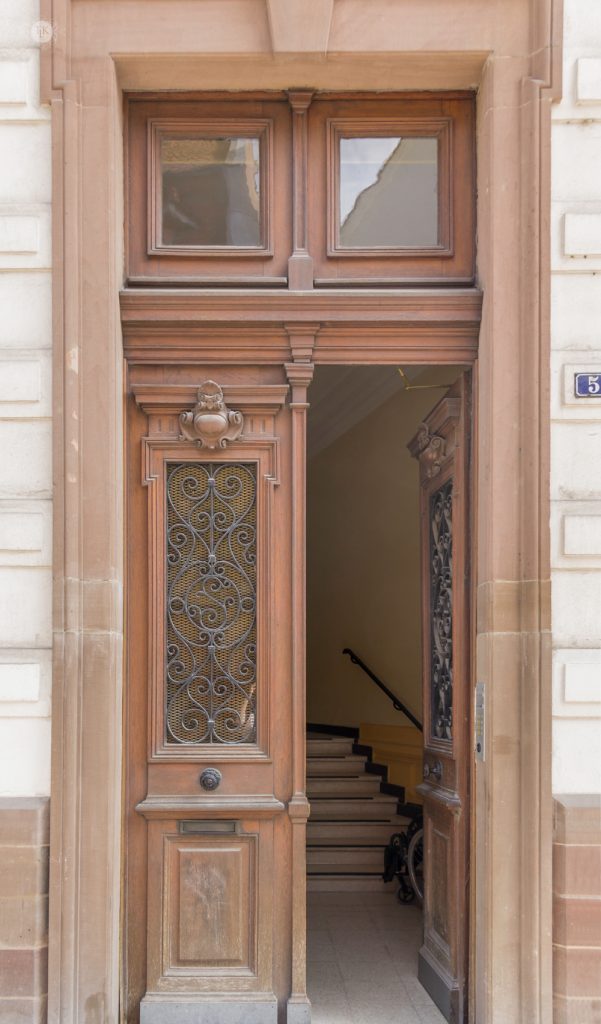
342, 648, 423, 732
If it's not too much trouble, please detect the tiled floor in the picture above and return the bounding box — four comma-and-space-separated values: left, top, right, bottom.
307, 892, 445, 1024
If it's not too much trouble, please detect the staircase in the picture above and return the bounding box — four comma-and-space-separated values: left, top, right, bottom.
306, 731, 411, 891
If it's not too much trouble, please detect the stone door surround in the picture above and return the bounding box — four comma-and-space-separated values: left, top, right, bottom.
40, 0, 562, 1021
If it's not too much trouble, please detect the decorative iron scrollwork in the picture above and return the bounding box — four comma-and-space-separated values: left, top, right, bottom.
430, 478, 453, 741
165, 462, 257, 745
180, 381, 244, 450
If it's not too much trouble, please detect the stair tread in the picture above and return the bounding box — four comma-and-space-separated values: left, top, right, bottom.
307, 739, 355, 754
307, 756, 367, 777
307, 866, 384, 875
309, 796, 398, 804
307, 875, 396, 892
307, 849, 385, 870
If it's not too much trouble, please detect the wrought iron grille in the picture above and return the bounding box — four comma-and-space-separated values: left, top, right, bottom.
165, 462, 257, 745
429, 477, 453, 741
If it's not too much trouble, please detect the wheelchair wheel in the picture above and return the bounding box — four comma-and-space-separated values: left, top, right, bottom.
396, 876, 415, 904
407, 827, 424, 905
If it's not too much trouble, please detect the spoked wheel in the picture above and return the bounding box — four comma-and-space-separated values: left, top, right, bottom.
407, 827, 424, 905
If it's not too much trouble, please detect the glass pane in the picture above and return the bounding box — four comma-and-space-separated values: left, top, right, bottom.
339, 136, 438, 248
160, 136, 261, 247
165, 462, 257, 745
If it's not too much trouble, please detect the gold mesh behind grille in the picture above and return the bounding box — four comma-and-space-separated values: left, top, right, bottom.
165, 462, 257, 745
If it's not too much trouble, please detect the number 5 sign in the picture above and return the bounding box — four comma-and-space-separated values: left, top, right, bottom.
574, 373, 601, 397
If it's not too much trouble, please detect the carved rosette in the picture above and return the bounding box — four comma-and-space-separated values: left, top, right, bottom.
179, 381, 244, 449
412, 423, 447, 479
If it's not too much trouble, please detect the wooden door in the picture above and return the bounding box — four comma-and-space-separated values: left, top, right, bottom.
123, 374, 309, 1024
408, 375, 471, 1023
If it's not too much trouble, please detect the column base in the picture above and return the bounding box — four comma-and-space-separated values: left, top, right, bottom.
287, 995, 312, 1023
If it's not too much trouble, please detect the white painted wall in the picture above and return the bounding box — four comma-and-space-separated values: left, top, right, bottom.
551, 0, 601, 794
0, 0, 52, 795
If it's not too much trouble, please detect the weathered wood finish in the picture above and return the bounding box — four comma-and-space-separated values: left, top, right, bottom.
125, 375, 295, 1020
409, 377, 472, 1022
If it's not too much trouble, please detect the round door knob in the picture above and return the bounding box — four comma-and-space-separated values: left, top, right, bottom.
199, 767, 222, 792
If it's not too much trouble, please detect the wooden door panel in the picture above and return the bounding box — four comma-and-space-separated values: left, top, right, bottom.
162, 833, 256, 973
125, 378, 293, 1024
427, 813, 452, 955
145, 822, 274, 992
409, 375, 471, 1024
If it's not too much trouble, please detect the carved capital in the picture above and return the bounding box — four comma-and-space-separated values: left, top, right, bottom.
179, 381, 244, 449
411, 423, 447, 478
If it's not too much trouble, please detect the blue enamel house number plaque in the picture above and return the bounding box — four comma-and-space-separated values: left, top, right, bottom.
574, 373, 601, 397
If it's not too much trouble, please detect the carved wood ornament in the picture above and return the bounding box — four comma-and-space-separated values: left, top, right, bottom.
412, 423, 447, 478
179, 381, 244, 449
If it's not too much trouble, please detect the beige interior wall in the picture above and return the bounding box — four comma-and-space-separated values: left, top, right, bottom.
307, 366, 460, 729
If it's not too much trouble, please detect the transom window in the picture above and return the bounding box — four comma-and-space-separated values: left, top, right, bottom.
127, 93, 474, 285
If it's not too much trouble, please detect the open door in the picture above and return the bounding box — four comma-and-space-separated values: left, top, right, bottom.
123, 376, 310, 1024
408, 375, 471, 1024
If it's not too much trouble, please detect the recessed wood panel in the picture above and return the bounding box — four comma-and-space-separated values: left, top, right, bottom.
429, 822, 451, 951
165, 835, 256, 973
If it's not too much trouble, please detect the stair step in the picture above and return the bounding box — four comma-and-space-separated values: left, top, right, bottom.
308, 861, 384, 875
307, 818, 410, 846
307, 776, 381, 797
307, 874, 397, 893
309, 797, 400, 821
306, 737, 355, 757
307, 847, 385, 870
307, 755, 368, 777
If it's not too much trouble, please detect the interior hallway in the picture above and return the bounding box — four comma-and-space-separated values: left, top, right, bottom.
307, 892, 445, 1024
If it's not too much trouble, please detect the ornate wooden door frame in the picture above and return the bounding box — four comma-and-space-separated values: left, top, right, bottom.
121, 305, 480, 1022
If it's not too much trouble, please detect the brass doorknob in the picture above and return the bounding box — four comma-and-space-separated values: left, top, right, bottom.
199, 768, 222, 792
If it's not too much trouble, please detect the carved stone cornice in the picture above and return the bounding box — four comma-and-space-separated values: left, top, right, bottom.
178, 381, 243, 449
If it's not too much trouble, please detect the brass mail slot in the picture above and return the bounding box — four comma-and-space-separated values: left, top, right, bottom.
178, 820, 238, 835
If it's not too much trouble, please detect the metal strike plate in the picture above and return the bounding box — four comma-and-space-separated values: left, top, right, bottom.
475, 682, 485, 762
